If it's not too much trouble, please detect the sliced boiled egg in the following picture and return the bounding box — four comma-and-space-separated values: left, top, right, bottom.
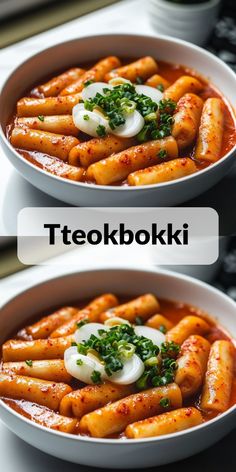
65, 322, 165, 386
72, 103, 110, 137
135, 84, 163, 105
64, 344, 144, 385
73, 80, 162, 139
134, 325, 166, 347
112, 110, 144, 138
64, 346, 105, 384
109, 77, 132, 86
104, 316, 131, 327
81, 82, 112, 101
109, 354, 144, 385
74, 322, 108, 344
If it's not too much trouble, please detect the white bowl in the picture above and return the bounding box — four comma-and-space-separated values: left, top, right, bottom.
0, 267, 235, 468
0, 34, 236, 207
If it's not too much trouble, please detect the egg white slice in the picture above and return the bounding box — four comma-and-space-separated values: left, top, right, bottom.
64, 346, 78, 362
65, 323, 165, 386
134, 325, 165, 347
64, 347, 106, 384
135, 84, 163, 105
112, 110, 144, 138
72, 103, 110, 137
74, 322, 108, 344
81, 82, 112, 101
109, 354, 144, 385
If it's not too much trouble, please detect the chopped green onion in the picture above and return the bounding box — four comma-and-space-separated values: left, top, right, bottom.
82, 83, 157, 133
160, 397, 170, 408
25, 359, 33, 367
159, 99, 176, 114
144, 356, 158, 367
38, 115, 44, 122
120, 98, 136, 114
161, 341, 180, 359
144, 112, 157, 122
152, 376, 162, 387
76, 359, 83, 366
80, 84, 176, 141
96, 125, 107, 137
76, 318, 89, 329
72, 323, 178, 389
158, 324, 167, 334
84, 100, 95, 111
77, 343, 88, 355
137, 125, 149, 143
136, 76, 144, 84
83, 114, 90, 121
103, 87, 111, 94
118, 342, 135, 359
136, 372, 149, 390
158, 149, 167, 159
91, 370, 102, 384
157, 84, 164, 92
97, 328, 108, 337
163, 358, 177, 370
84, 79, 94, 87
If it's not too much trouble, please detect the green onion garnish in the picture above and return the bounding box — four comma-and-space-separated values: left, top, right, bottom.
158, 324, 167, 334
136, 76, 144, 84
158, 149, 167, 159
72, 322, 180, 389
157, 84, 164, 92
160, 397, 170, 408
84, 79, 94, 87
91, 370, 102, 384
96, 125, 107, 137
145, 112, 157, 122
76, 318, 89, 329
81, 85, 176, 141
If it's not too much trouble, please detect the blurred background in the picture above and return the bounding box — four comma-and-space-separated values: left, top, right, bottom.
0, 0, 119, 48
0, 0, 235, 53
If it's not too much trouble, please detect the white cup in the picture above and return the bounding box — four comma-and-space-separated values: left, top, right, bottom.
148, 0, 221, 46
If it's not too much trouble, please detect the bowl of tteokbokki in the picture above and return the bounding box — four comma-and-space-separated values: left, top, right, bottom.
0, 34, 235, 206
0, 268, 235, 468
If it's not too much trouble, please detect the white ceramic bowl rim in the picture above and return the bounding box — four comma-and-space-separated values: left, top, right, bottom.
0, 33, 235, 193
1, 267, 236, 445
150, 0, 221, 12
